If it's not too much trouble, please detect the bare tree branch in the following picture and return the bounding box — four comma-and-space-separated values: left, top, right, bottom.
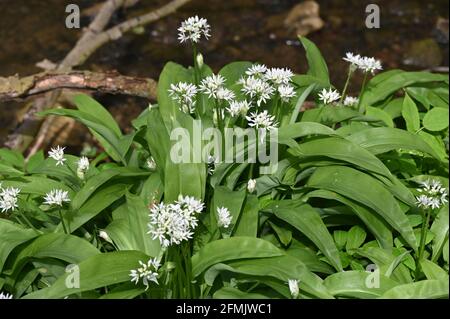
0, 71, 157, 102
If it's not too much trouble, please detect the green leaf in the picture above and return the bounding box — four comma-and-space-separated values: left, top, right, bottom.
23, 251, 150, 299
423, 107, 449, 131
191, 237, 284, 277
346, 226, 367, 251
430, 206, 449, 262
333, 230, 347, 250
366, 106, 394, 127
0, 219, 38, 272
347, 127, 443, 161
402, 93, 421, 132
212, 186, 246, 236
288, 136, 394, 180
324, 271, 398, 298
271, 201, 343, 271
307, 166, 417, 251
299, 36, 330, 86
233, 195, 259, 237
420, 260, 449, 281
380, 279, 449, 299
213, 287, 270, 299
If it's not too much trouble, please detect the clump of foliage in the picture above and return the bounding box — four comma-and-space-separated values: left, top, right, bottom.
0, 16, 448, 299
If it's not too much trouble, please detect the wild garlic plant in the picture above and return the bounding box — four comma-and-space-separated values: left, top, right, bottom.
0, 15, 448, 300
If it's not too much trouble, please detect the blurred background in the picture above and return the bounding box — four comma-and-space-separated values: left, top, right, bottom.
0, 0, 448, 152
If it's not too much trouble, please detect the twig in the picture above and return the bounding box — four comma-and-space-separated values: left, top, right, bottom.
0, 71, 157, 101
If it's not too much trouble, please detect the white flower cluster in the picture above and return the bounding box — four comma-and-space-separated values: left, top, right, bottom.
318, 88, 341, 105
343, 52, 382, 74
247, 179, 256, 193
48, 146, 66, 166
288, 279, 299, 298
246, 110, 278, 130
43, 189, 71, 207
178, 16, 211, 44
146, 157, 157, 170
148, 195, 205, 247
130, 258, 161, 290
416, 179, 448, 209
343, 96, 359, 107
169, 82, 198, 114
0, 183, 20, 213
0, 292, 13, 299
226, 100, 251, 117
239, 64, 296, 106
76, 156, 89, 179
216, 206, 232, 229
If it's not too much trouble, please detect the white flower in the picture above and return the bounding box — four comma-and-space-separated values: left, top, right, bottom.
129, 258, 160, 290
343, 96, 359, 107
247, 179, 256, 193
168, 82, 198, 114
343, 52, 363, 70
264, 68, 294, 86
288, 279, 299, 298
278, 84, 296, 102
226, 100, 251, 117
146, 157, 157, 170
148, 196, 205, 247
76, 156, 89, 179
246, 110, 278, 130
98, 230, 113, 244
0, 292, 13, 299
239, 76, 275, 106
359, 56, 382, 74
318, 88, 341, 105
178, 16, 211, 43
43, 189, 70, 207
0, 187, 20, 213
217, 206, 232, 228
245, 64, 267, 77
216, 87, 235, 102
48, 145, 66, 166
199, 74, 226, 99
416, 179, 448, 209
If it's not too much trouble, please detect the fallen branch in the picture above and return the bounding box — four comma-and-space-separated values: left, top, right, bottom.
0, 71, 157, 102
4, 0, 190, 152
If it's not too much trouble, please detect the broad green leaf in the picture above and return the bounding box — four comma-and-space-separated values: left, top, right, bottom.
23, 251, 149, 299
234, 195, 259, 237
213, 287, 270, 299
420, 259, 449, 281
288, 137, 394, 180
299, 36, 330, 86
212, 186, 246, 236
347, 127, 442, 161
308, 166, 417, 250
430, 206, 449, 262
191, 237, 284, 277
0, 219, 38, 272
271, 201, 343, 271
402, 93, 420, 132
366, 106, 394, 127
324, 271, 398, 298
423, 107, 449, 131
380, 279, 449, 299
346, 226, 367, 251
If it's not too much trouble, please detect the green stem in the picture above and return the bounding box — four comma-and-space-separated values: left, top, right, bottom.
339, 67, 353, 104
18, 209, 39, 233
59, 208, 69, 234
357, 73, 368, 113
192, 44, 200, 85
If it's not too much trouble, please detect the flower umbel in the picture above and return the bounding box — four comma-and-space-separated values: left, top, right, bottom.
226, 100, 251, 117
343, 96, 359, 107
239, 76, 275, 106
178, 16, 211, 44
416, 180, 448, 209
318, 88, 341, 105
0, 186, 20, 213
247, 179, 256, 193
77, 156, 89, 179
199, 74, 226, 99
217, 206, 232, 229
130, 258, 160, 290
245, 64, 268, 77
246, 110, 278, 130
168, 82, 198, 114
278, 84, 296, 102
48, 145, 66, 166
148, 196, 205, 247
264, 67, 294, 86
43, 189, 71, 207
